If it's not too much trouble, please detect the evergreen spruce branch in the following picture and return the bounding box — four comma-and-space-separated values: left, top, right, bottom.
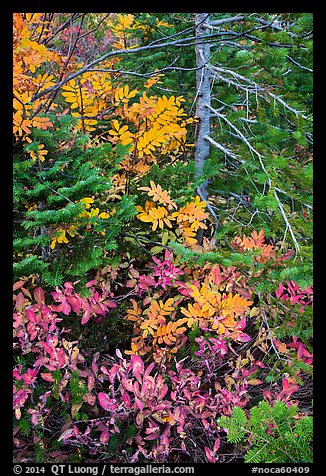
251, 16, 312, 40
39, 178, 75, 204
14, 235, 50, 251
138, 17, 206, 46
205, 105, 271, 177
263, 404, 307, 461
220, 28, 310, 49
47, 177, 106, 202
244, 441, 269, 463
220, 403, 307, 463
23, 203, 84, 228
13, 256, 50, 275
270, 410, 305, 458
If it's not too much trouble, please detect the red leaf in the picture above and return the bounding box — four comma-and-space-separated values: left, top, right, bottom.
122, 393, 131, 408
122, 378, 134, 392
212, 265, 223, 286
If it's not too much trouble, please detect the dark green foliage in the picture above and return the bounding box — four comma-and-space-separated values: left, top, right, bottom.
218, 401, 313, 463
13, 13, 313, 465
69, 371, 87, 405
13, 115, 138, 286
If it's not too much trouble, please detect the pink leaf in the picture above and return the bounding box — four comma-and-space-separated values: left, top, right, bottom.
87, 373, 95, 392
86, 280, 96, 287
41, 372, 54, 382
213, 437, 220, 453
144, 362, 155, 378
98, 392, 117, 411
122, 378, 134, 392
204, 446, 217, 463
144, 433, 159, 440
134, 397, 144, 411
62, 300, 71, 315
83, 393, 96, 406
91, 352, 100, 375
100, 430, 110, 444
81, 309, 91, 325
129, 268, 140, 278
130, 354, 144, 384
159, 383, 169, 400
68, 296, 82, 314
236, 332, 251, 343
34, 287, 45, 303
282, 378, 299, 396
276, 283, 284, 298
64, 282, 74, 290
212, 265, 223, 286
103, 299, 117, 308
122, 393, 131, 408
26, 308, 37, 323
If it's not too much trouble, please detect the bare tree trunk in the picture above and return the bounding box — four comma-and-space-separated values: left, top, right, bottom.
194, 13, 211, 243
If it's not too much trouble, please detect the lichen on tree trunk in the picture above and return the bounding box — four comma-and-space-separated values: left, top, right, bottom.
194, 13, 211, 243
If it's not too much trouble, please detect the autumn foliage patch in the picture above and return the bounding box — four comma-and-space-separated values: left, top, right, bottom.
13, 13, 313, 464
